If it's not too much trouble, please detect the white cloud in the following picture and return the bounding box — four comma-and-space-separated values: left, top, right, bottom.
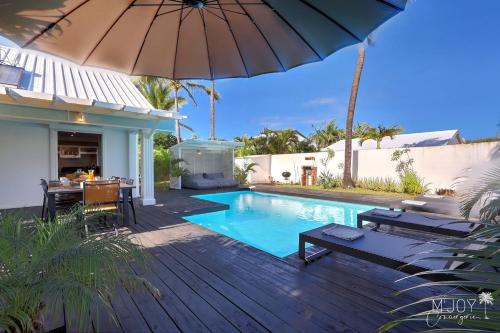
303, 97, 337, 107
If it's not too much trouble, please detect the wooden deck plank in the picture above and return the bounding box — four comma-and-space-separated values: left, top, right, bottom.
109, 287, 153, 333
130, 263, 212, 333
90, 301, 123, 333
134, 219, 365, 332
134, 224, 274, 333
132, 241, 241, 333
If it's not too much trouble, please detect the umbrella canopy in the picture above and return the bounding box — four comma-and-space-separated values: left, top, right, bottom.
0, 0, 406, 79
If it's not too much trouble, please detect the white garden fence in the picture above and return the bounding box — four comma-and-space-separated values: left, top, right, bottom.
235, 142, 499, 191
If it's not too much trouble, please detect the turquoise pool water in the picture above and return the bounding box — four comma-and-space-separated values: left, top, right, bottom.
185, 191, 379, 257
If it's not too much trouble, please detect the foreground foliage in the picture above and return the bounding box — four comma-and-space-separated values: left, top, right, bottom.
0, 210, 153, 333
380, 163, 500, 332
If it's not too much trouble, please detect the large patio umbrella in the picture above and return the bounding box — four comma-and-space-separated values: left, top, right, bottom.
0, 0, 407, 79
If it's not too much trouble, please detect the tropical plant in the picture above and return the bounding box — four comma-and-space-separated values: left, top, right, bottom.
343, 45, 366, 188
317, 149, 341, 189
154, 147, 170, 181
170, 158, 190, 178
234, 162, 258, 185
154, 132, 177, 150
234, 134, 257, 157
311, 120, 345, 149
380, 163, 500, 332
235, 129, 316, 156
355, 177, 401, 193
168, 80, 218, 143
359, 125, 404, 149
459, 163, 500, 222
352, 121, 371, 138
0, 210, 153, 333
135, 76, 182, 110
391, 148, 429, 194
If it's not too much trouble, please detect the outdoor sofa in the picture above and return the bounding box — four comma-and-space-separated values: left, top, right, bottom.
182, 173, 238, 190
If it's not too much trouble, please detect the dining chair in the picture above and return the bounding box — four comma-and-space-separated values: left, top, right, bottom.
40, 179, 81, 221
82, 180, 121, 230
124, 179, 137, 224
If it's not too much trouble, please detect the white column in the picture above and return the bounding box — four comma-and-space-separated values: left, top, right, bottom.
49, 128, 58, 180
128, 131, 140, 198
140, 130, 156, 206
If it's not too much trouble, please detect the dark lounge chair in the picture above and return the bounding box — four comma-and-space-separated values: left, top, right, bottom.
357, 209, 476, 238
299, 224, 462, 281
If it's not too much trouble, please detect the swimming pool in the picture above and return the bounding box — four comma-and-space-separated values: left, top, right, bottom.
185, 191, 380, 257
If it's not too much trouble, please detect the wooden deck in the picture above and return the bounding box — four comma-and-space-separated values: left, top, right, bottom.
55, 197, 458, 333
8, 189, 461, 332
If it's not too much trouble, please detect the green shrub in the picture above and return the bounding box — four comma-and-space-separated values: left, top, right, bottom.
235, 162, 258, 185
170, 158, 190, 178
154, 147, 170, 181
317, 171, 342, 189
399, 170, 429, 195
355, 177, 401, 193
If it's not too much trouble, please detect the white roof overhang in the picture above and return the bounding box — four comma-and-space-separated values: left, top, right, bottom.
0, 86, 185, 121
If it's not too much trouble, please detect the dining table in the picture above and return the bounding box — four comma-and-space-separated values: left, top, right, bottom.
47, 182, 136, 226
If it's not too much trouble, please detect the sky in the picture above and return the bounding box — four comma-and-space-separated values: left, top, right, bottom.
180, 0, 500, 140
1, 0, 499, 141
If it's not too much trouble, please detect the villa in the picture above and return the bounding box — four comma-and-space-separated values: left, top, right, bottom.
0, 45, 180, 209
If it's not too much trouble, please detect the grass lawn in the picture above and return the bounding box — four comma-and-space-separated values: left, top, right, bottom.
276, 184, 416, 198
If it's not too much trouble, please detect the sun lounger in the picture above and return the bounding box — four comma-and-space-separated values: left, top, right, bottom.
357, 209, 475, 237
298, 224, 457, 280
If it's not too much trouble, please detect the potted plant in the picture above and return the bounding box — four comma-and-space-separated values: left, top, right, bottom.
282, 171, 291, 181
169, 158, 189, 190
0, 209, 155, 333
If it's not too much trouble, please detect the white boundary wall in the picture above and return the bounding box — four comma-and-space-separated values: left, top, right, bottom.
235, 142, 499, 191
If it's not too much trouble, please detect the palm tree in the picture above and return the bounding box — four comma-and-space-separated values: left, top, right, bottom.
269, 129, 301, 154
311, 120, 345, 148
168, 80, 218, 143
343, 46, 366, 188
209, 80, 221, 140
135, 76, 183, 110
358, 125, 403, 149
352, 121, 371, 138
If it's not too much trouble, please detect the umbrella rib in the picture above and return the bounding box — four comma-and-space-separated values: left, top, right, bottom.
299, 0, 362, 42
259, 0, 322, 60
172, 3, 185, 79
204, 8, 226, 22
23, 0, 92, 48
157, 7, 185, 18
205, 6, 245, 16
215, 0, 250, 77
180, 7, 194, 22
82, 0, 136, 65
200, 10, 214, 80
375, 0, 404, 11
234, 0, 286, 72
131, 0, 165, 74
